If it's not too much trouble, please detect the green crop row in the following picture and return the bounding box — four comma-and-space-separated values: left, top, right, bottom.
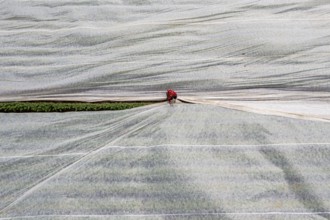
0, 102, 154, 113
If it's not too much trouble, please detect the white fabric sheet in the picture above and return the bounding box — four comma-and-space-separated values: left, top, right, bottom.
1, 1, 330, 219
1, 104, 330, 219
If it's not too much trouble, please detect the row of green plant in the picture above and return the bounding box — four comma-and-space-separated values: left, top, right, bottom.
0, 102, 154, 113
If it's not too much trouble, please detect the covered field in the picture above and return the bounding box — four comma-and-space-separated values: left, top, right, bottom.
1, 0, 330, 219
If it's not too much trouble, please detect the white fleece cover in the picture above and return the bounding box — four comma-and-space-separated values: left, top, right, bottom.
1, 0, 330, 219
